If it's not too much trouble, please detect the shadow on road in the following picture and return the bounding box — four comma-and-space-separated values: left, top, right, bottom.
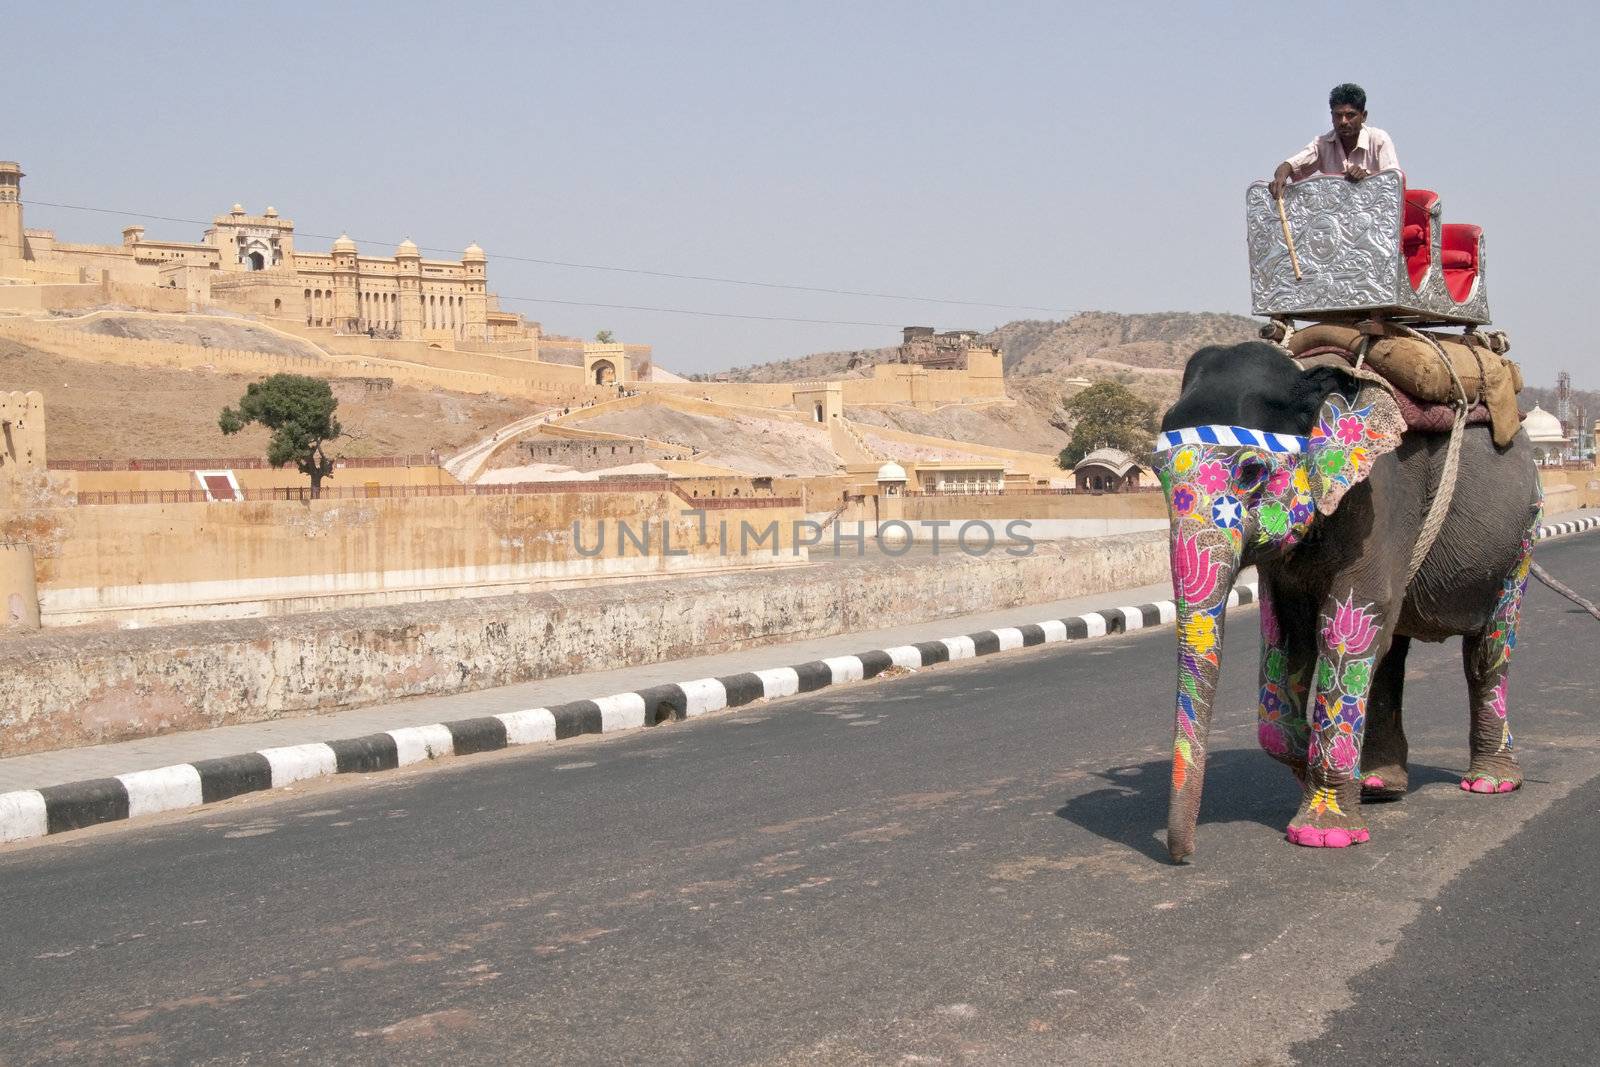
1054, 752, 1462, 864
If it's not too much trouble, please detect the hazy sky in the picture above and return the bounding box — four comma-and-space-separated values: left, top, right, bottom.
10, 1, 1597, 386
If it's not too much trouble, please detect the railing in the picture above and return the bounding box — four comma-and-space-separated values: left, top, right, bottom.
670, 495, 801, 510
72, 481, 805, 506
75, 490, 213, 505
902, 486, 1163, 497
50, 454, 441, 471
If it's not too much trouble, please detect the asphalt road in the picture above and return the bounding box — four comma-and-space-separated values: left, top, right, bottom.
2, 537, 1598, 1065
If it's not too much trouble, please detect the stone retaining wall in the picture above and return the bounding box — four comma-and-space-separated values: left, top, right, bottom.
0, 531, 1168, 756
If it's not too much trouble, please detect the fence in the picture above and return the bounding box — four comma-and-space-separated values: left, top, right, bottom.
72, 481, 803, 507
49, 454, 441, 472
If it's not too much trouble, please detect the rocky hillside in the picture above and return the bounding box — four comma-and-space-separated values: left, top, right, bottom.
719, 312, 1261, 383
987, 312, 1261, 375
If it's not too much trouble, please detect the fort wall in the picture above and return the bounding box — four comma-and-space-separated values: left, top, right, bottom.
4, 489, 806, 628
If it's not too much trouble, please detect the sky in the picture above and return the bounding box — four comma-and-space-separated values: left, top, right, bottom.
9, 1, 1598, 386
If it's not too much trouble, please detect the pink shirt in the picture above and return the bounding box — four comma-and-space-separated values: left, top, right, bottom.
1284, 126, 1399, 181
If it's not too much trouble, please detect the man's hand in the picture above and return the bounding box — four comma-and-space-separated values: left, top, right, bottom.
1344, 162, 1370, 181
1268, 162, 1294, 200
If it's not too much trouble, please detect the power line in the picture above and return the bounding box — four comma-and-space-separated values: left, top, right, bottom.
22, 197, 1086, 320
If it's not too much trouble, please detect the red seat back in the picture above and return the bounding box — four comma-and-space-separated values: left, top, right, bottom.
1403, 188, 1438, 290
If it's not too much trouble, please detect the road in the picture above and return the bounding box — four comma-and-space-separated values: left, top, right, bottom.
2, 537, 1597, 1065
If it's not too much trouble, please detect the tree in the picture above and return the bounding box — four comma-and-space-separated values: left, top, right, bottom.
594, 329, 615, 343
1056, 380, 1158, 470
219, 374, 343, 498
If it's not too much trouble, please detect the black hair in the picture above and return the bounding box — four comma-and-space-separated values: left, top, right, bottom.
1329, 83, 1367, 111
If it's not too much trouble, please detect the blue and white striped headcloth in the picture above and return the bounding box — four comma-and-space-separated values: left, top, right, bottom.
1153, 425, 1308, 453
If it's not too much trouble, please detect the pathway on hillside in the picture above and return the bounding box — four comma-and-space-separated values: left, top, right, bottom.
442, 409, 559, 482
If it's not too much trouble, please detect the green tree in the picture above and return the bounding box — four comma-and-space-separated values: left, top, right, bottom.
219, 374, 343, 498
594, 329, 615, 343
1056, 380, 1158, 470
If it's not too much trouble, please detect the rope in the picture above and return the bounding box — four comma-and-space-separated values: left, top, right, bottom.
1392, 324, 1470, 585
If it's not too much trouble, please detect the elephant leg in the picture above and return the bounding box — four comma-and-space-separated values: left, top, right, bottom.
1287, 591, 1389, 848
1359, 635, 1410, 801
1460, 532, 1533, 794
1256, 582, 1314, 784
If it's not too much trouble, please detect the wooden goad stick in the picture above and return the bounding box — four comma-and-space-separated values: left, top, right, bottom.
1276, 193, 1303, 281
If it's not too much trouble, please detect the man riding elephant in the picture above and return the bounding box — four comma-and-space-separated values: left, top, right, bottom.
1268, 83, 1401, 201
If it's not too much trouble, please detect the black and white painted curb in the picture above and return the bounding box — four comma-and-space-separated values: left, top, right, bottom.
2, 516, 1595, 845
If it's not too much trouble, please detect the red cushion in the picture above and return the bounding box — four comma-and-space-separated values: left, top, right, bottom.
1402, 188, 1438, 290
1441, 249, 1474, 269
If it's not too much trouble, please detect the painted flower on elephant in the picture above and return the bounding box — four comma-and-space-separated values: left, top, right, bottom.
1172, 737, 1193, 789
1334, 414, 1365, 446
1176, 691, 1198, 739
1171, 530, 1221, 606
1329, 733, 1359, 772
1322, 594, 1378, 656
1335, 694, 1365, 735
1264, 648, 1287, 684
1292, 467, 1310, 494
1169, 484, 1198, 516
1289, 499, 1315, 526
1266, 466, 1293, 496
1258, 721, 1291, 757
1210, 494, 1242, 529
1195, 461, 1229, 495
1182, 612, 1217, 656
1260, 591, 1282, 646
1258, 501, 1290, 540
1490, 678, 1508, 719
1172, 447, 1197, 475
1316, 446, 1349, 481
1340, 660, 1372, 696
1260, 683, 1284, 718
1316, 659, 1335, 693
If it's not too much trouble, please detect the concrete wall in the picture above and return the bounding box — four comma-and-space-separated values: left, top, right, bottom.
4, 490, 806, 627
0, 531, 1168, 756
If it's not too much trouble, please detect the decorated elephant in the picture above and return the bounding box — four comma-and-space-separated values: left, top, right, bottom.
1157, 341, 1541, 860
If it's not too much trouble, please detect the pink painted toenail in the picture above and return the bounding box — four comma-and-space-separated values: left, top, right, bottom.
1362, 776, 1385, 789
1497, 780, 1517, 793
1460, 779, 1474, 791
1324, 829, 1353, 848
1470, 778, 1496, 793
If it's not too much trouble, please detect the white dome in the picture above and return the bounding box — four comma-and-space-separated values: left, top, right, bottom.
1523, 405, 1566, 444
876, 461, 908, 482
331, 233, 357, 253
395, 237, 420, 257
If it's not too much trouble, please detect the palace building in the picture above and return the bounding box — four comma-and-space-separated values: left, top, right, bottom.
0, 161, 529, 343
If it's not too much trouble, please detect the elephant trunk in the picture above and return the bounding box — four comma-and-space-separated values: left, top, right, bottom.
1165, 521, 1239, 862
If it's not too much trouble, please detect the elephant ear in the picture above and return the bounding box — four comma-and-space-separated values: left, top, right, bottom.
1305, 374, 1405, 515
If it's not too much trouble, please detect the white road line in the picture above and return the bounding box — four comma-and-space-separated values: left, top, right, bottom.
941, 636, 977, 661
0, 790, 48, 843
387, 724, 455, 766
260, 743, 338, 789
755, 667, 801, 700
116, 765, 203, 819
595, 693, 647, 732
497, 708, 557, 745
680, 678, 728, 717
822, 656, 865, 684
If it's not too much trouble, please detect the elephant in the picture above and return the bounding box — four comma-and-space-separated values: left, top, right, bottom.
1156, 341, 1542, 860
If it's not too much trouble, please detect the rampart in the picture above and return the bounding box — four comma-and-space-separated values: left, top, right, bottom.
3, 487, 806, 628
0, 530, 1169, 756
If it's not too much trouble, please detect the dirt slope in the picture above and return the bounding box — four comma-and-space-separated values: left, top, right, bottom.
575, 406, 841, 475
0, 338, 534, 460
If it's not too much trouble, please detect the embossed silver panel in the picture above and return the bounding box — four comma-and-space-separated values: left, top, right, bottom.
1247, 171, 1489, 325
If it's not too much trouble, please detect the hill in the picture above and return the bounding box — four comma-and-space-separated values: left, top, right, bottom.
0, 337, 534, 461
717, 312, 1261, 384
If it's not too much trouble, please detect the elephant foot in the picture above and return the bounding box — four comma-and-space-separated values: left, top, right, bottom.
1359, 764, 1408, 802
1461, 754, 1522, 795
1287, 785, 1368, 848
1460, 775, 1521, 794
1287, 824, 1370, 848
